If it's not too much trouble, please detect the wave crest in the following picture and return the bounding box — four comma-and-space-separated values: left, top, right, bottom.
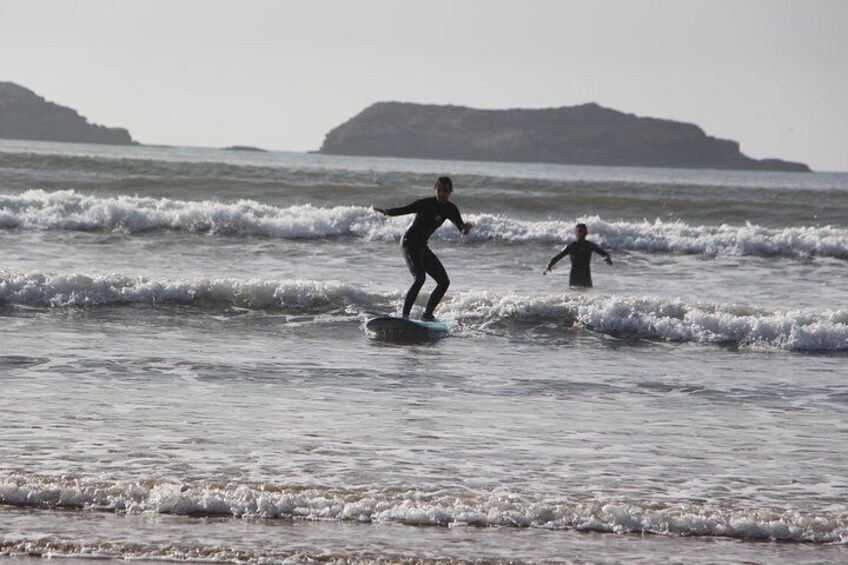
442, 291, 848, 352
0, 271, 379, 311
0, 189, 391, 239
2, 271, 845, 352
2, 190, 847, 258
1, 473, 845, 543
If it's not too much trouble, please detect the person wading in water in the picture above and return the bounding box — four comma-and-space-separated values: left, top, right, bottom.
543, 223, 611, 287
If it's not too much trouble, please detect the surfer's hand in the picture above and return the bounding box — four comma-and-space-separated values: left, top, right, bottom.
460, 222, 473, 235
542, 267, 550, 275
604, 256, 612, 265
373, 206, 387, 215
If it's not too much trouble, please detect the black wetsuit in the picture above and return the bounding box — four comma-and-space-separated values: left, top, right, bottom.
548, 240, 610, 287
383, 197, 467, 318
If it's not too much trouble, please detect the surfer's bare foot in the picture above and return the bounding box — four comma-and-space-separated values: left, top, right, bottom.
421, 312, 435, 322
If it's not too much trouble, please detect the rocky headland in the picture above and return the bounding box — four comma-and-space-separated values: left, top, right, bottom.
319, 102, 810, 172
0, 82, 135, 145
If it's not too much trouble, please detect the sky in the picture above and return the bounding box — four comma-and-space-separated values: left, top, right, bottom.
1, 0, 846, 171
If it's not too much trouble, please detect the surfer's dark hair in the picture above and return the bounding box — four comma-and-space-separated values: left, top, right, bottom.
436, 176, 453, 193
576, 223, 588, 232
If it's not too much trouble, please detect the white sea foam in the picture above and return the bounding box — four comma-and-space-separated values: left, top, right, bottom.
0, 473, 845, 543
440, 291, 848, 352
0, 189, 388, 239
2, 190, 847, 258
2, 272, 845, 351
0, 271, 378, 312
468, 214, 848, 258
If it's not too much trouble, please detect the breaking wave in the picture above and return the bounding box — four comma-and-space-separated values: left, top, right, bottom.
0, 473, 845, 543
1, 190, 847, 258
0, 271, 383, 312
442, 291, 848, 352
1, 271, 846, 352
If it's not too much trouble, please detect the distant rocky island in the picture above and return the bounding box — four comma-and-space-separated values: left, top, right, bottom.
319, 102, 810, 172
0, 82, 135, 145
222, 145, 268, 152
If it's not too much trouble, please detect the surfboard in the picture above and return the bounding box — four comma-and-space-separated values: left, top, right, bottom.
365, 316, 448, 341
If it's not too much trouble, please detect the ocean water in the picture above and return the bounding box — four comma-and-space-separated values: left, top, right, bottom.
1, 139, 846, 564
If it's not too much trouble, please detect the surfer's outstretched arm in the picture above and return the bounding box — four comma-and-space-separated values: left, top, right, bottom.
454, 217, 473, 235
447, 206, 473, 235
374, 200, 425, 217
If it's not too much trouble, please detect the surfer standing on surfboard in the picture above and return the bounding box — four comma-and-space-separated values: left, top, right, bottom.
543, 223, 612, 287
373, 176, 473, 321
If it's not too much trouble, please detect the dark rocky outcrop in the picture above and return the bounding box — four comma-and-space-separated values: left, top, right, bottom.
0, 82, 135, 145
222, 145, 268, 152
319, 102, 810, 172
